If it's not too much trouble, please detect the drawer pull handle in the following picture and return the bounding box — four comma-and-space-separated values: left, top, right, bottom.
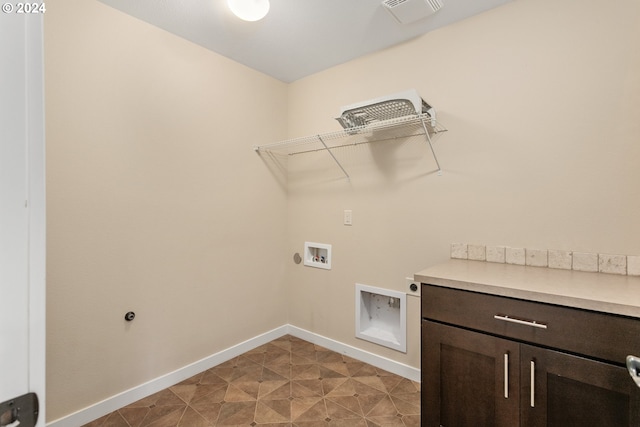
626, 355, 640, 388
504, 353, 509, 398
530, 360, 536, 407
494, 315, 547, 329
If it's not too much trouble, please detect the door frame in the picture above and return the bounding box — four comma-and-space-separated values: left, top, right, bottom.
0, 12, 46, 426
26, 13, 47, 426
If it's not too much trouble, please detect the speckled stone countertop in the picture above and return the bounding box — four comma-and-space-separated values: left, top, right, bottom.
415, 259, 640, 318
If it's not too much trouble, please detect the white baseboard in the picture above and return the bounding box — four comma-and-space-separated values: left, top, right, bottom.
47, 325, 289, 427
47, 324, 420, 427
286, 326, 420, 383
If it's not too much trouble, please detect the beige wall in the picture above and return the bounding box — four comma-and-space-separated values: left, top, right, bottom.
45, 0, 288, 421
45, 0, 640, 422
286, 0, 640, 368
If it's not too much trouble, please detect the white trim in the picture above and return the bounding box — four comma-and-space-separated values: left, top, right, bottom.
47, 324, 420, 427
27, 14, 47, 427
0, 11, 46, 425
287, 325, 419, 382
47, 326, 289, 427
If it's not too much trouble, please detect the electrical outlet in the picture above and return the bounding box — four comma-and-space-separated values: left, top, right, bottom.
406, 277, 420, 296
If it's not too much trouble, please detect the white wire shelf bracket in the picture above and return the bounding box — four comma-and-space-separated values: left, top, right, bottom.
253, 113, 447, 179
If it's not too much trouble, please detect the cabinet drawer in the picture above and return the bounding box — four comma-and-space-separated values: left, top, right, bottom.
421, 284, 640, 364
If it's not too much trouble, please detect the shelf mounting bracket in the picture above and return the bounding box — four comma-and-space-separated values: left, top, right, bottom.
419, 116, 441, 174
317, 134, 350, 181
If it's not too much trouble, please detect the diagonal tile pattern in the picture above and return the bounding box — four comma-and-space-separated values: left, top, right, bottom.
82, 335, 420, 426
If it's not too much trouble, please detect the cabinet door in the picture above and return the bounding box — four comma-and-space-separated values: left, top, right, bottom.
422, 320, 520, 427
521, 344, 640, 427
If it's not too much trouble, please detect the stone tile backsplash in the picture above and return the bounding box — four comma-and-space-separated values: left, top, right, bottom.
450, 243, 468, 260
548, 250, 572, 270
572, 252, 599, 273
467, 244, 486, 261
629, 256, 640, 276
526, 248, 548, 267
505, 247, 525, 265
598, 254, 627, 275
451, 243, 639, 276
486, 246, 506, 263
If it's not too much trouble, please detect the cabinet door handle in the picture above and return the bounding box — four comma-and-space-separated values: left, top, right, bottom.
504, 353, 509, 398
494, 314, 547, 329
530, 360, 536, 408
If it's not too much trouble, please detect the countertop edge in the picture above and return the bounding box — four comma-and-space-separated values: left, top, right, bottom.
415, 260, 640, 318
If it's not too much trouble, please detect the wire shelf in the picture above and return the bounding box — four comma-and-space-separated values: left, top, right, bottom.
254, 113, 447, 180
254, 113, 446, 156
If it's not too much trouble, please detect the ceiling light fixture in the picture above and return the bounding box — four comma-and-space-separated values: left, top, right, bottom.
227, 0, 270, 22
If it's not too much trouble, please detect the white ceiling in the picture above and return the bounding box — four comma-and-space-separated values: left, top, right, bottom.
97, 0, 512, 83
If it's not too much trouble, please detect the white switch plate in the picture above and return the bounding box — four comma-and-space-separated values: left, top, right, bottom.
344, 209, 352, 226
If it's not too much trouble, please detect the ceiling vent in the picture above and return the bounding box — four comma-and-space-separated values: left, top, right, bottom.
382, 0, 443, 24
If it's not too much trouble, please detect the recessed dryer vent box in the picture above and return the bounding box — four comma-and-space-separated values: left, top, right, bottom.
355, 283, 406, 353
304, 242, 332, 270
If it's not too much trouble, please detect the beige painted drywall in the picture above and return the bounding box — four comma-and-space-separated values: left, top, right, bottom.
45, 0, 640, 421
45, 0, 288, 421
285, 0, 640, 368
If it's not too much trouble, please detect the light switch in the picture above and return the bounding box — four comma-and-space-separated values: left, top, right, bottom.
344, 209, 352, 226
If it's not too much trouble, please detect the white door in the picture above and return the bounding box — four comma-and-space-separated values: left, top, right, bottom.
0, 10, 46, 427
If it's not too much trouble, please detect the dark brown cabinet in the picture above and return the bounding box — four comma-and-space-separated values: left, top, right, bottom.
421, 284, 640, 427
422, 320, 520, 426
520, 344, 640, 426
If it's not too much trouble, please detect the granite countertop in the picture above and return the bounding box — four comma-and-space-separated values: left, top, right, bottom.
415, 259, 640, 318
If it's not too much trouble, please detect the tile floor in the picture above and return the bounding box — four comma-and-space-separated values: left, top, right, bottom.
82, 335, 420, 426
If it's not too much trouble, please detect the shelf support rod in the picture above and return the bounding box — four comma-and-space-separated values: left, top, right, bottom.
419, 118, 441, 173
317, 134, 350, 181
